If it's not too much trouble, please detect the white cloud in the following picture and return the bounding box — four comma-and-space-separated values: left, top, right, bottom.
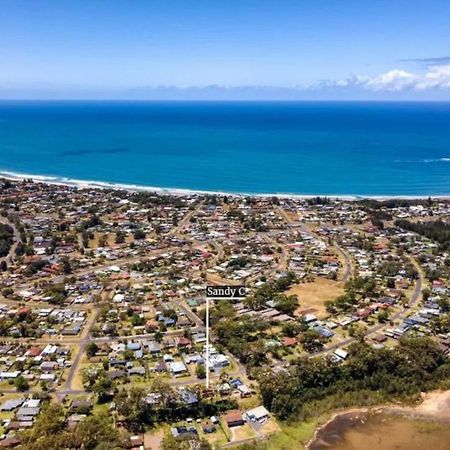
333, 64, 450, 92
364, 70, 417, 91
417, 64, 450, 89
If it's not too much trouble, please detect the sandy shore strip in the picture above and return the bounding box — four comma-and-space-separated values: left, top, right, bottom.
2, 169, 450, 200
400, 389, 450, 420
306, 390, 450, 449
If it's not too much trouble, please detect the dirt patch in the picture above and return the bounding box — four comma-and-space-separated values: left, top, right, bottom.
414, 390, 450, 419
144, 428, 164, 450
231, 423, 256, 441
287, 278, 345, 319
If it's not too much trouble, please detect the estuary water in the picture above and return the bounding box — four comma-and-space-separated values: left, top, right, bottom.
309, 410, 450, 450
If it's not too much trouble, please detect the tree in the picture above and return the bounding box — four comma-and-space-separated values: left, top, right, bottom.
281, 321, 304, 337
386, 278, 395, 288
81, 230, 90, 248
348, 324, 367, 342
196, 364, 206, 379
162, 434, 212, 450
131, 314, 144, 327
274, 294, 299, 315
299, 329, 325, 353
422, 288, 431, 301
115, 231, 126, 244
377, 310, 390, 323
19, 404, 66, 447
115, 387, 151, 431
0, 223, 13, 257
82, 367, 102, 389
85, 342, 99, 358
430, 314, 450, 334
134, 229, 146, 240
18, 404, 124, 450
93, 375, 116, 403
258, 336, 448, 422
437, 296, 450, 313
98, 234, 108, 247
44, 283, 67, 305
69, 414, 122, 450
14, 375, 29, 391
61, 258, 72, 274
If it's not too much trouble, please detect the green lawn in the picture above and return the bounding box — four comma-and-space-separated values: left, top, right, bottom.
92, 402, 110, 415
261, 416, 330, 450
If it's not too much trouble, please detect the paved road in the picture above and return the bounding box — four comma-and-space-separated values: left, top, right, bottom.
0, 216, 20, 266
275, 206, 354, 283
178, 300, 204, 328
10, 202, 205, 294
169, 200, 205, 237
261, 232, 289, 278
12, 245, 180, 294
334, 243, 353, 282
310, 256, 423, 358
269, 208, 425, 359
62, 307, 100, 393
0, 203, 425, 408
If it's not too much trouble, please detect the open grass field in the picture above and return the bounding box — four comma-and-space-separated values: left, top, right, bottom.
287, 278, 345, 319
202, 423, 229, 447
262, 415, 329, 450
72, 356, 92, 391
259, 418, 281, 435
230, 423, 257, 441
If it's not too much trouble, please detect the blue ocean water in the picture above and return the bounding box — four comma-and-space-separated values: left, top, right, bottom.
0, 101, 450, 196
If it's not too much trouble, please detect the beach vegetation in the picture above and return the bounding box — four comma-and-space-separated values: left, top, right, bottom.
395, 219, 450, 251
257, 337, 450, 421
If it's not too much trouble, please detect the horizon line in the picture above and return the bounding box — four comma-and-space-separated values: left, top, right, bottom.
2, 98, 450, 103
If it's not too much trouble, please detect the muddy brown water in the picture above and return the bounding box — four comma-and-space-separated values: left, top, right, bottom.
309, 410, 450, 450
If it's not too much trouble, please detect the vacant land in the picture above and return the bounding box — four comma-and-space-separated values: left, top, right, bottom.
263, 416, 327, 450
287, 278, 345, 319
412, 390, 450, 420
144, 427, 165, 450
230, 423, 256, 441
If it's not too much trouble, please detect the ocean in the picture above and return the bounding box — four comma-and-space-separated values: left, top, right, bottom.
0, 101, 450, 197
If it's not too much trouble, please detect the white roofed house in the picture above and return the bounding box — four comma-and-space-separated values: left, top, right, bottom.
237, 384, 252, 397
42, 344, 58, 355
40, 361, 58, 372
168, 361, 187, 375
245, 405, 270, 423
209, 353, 229, 369
333, 348, 348, 361
0, 371, 21, 379
40, 373, 56, 382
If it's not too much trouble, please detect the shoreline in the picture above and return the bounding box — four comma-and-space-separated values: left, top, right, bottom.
2, 169, 450, 201
306, 390, 450, 449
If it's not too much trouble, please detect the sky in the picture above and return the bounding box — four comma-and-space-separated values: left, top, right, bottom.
1, 0, 450, 100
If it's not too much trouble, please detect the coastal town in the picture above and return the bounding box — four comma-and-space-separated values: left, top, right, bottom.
0, 177, 449, 449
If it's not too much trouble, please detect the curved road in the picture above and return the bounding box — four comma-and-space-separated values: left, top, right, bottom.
311, 255, 423, 358
0, 216, 20, 266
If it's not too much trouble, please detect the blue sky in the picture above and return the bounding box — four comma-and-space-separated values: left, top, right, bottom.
1, 0, 450, 99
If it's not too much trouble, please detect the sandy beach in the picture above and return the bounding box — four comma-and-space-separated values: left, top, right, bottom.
400, 389, 450, 420
2, 170, 450, 201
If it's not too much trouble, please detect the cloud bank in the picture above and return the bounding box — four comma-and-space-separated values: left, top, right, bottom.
332, 64, 450, 92
2, 59, 450, 100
